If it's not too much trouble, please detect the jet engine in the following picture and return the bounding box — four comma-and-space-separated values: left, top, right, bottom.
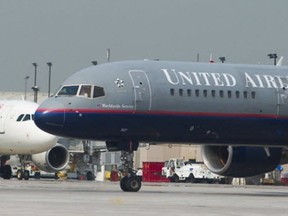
31, 143, 69, 173
201, 145, 288, 177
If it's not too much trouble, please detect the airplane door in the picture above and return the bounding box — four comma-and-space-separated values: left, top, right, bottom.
276, 77, 288, 116
0, 105, 12, 134
129, 70, 152, 110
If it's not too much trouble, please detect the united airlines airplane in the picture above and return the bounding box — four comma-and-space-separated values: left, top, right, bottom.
0, 100, 69, 180
34, 60, 288, 191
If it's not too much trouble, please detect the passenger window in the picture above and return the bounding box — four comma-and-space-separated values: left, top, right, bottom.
236, 91, 240, 98
203, 90, 208, 97
220, 90, 224, 98
195, 89, 200, 97
179, 89, 183, 96
79, 85, 92, 98
211, 90, 216, 97
23, 114, 31, 121
57, 85, 79, 96
251, 91, 256, 99
93, 86, 105, 98
170, 89, 175, 96
16, 114, 24, 122
244, 91, 248, 99
228, 91, 232, 98
187, 89, 191, 97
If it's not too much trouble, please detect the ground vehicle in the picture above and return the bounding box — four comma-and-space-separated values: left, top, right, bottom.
162, 158, 223, 183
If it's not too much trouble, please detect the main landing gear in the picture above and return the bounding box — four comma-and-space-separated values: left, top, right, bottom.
106, 141, 141, 192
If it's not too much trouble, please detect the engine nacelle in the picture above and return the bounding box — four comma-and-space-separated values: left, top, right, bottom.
31, 143, 69, 173
201, 145, 285, 177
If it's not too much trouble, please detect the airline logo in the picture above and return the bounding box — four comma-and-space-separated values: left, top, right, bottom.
161, 69, 288, 89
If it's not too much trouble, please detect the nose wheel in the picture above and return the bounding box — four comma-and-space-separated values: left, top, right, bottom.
120, 175, 142, 192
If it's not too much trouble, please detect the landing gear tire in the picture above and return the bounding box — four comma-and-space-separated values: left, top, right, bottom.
24, 170, 29, 180
17, 170, 23, 180
120, 176, 129, 191
2, 165, 12, 179
17, 170, 29, 180
120, 176, 141, 192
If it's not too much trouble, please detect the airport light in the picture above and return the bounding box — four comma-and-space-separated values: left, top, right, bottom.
219, 57, 226, 63
24, 76, 30, 100
32, 63, 38, 103
47, 62, 52, 97
267, 53, 278, 65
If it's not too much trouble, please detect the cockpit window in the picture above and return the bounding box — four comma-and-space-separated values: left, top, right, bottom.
56, 84, 105, 98
16, 114, 24, 122
57, 85, 79, 96
79, 85, 92, 98
79, 85, 105, 98
93, 86, 105, 98
17, 114, 33, 122
23, 114, 31, 121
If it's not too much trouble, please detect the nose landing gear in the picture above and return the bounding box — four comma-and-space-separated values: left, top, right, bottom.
120, 151, 141, 192
106, 140, 141, 192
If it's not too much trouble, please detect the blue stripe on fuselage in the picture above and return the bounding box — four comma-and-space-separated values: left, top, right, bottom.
35, 108, 288, 145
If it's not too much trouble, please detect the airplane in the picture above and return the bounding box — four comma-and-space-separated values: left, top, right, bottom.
0, 100, 69, 180
34, 60, 288, 192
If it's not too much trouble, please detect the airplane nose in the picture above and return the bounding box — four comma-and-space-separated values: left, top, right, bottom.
34, 100, 65, 134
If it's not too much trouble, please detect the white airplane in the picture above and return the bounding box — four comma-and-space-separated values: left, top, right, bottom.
0, 100, 69, 180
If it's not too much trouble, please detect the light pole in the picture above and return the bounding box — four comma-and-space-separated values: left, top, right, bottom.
107, 48, 110, 62
47, 62, 52, 97
267, 53, 278, 65
24, 76, 30, 100
32, 63, 39, 103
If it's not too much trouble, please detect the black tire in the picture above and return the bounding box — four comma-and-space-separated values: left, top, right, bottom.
24, 170, 30, 180
2, 165, 12, 179
17, 170, 23, 180
187, 174, 196, 183
120, 176, 141, 192
171, 174, 180, 183
34, 172, 41, 179
120, 176, 129, 191
126, 176, 141, 192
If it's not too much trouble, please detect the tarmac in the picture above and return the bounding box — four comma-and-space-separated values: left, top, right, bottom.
0, 179, 288, 216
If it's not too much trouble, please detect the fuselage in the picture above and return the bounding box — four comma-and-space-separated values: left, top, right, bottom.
34, 60, 288, 146
0, 100, 57, 154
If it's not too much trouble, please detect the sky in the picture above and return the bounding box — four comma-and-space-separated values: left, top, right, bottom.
1, 0, 288, 93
